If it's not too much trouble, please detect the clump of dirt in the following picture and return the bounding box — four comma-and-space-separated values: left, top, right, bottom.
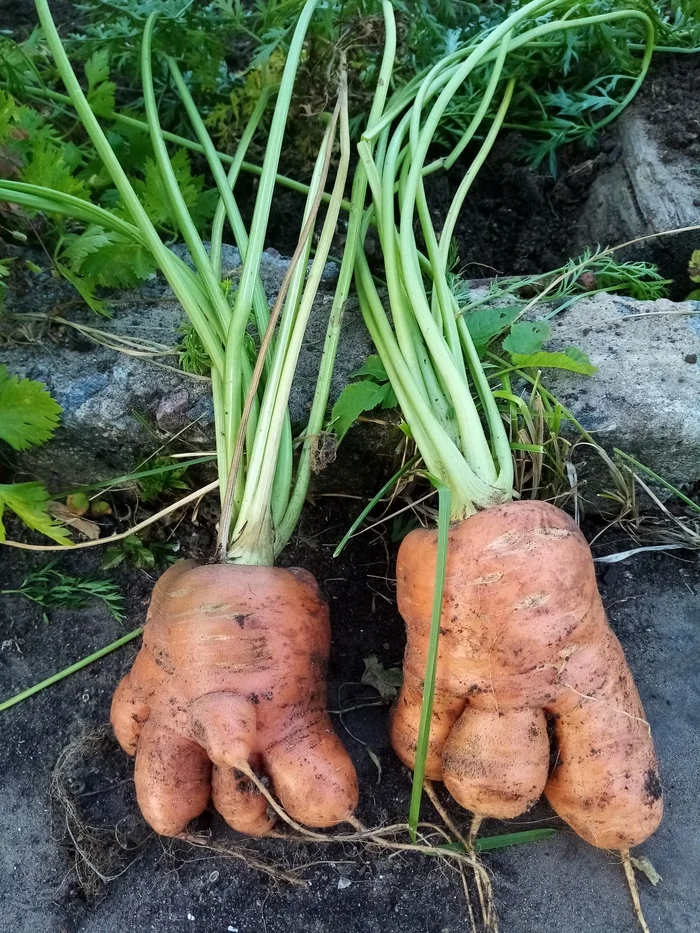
640, 55, 700, 161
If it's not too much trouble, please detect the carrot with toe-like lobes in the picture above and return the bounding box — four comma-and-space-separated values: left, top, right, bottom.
112, 562, 358, 835
391, 501, 662, 849
31, 0, 396, 838
350, 0, 660, 925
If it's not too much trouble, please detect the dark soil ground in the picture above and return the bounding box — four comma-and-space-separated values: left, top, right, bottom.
1, 471, 699, 933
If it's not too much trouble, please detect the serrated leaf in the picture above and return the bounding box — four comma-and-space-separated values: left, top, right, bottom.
0, 365, 61, 450
55, 262, 108, 316
87, 80, 116, 118
84, 49, 110, 90
503, 321, 552, 355
79, 237, 157, 288
61, 225, 113, 267
331, 380, 387, 441
0, 88, 21, 143
133, 148, 214, 232
0, 482, 70, 544
21, 139, 88, 199
361, 655, 403, 701
351, 354, 388, 381
511, 346, 597, 375
464, 306, 520, 351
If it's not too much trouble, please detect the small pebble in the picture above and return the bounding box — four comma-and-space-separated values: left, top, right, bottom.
187, 913, 195, 921
338, 877, 352, 890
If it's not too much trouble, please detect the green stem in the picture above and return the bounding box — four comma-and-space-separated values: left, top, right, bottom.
221, 0, 319, 526
142, 15, 231, 338
229, 79, 349, 563
276, 0, 399, 550
33, 0, 225, 373
0, 628, 142, 713
12, 83, 352, 211
408, 484, 451, 840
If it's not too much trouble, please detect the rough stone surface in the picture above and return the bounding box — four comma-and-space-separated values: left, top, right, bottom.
1, 245, 372, 486
576, 110, 700, 290
538, 294, 700, 491
3, 248, 700, 494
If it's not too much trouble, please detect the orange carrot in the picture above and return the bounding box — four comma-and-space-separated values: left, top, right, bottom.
390, 501, 662, 850
112, 561, 358, 836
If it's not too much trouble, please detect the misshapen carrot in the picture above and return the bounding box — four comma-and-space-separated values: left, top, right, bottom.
111, 560, 358, 836
390, 500, 662, 850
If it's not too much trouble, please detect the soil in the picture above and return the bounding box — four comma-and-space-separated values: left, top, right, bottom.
641, 56, 700, 161
234, 53, 700, 288
1, 460, 699, 933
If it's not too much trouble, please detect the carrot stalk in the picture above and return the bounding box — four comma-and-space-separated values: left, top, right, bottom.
408, 482, 451, 840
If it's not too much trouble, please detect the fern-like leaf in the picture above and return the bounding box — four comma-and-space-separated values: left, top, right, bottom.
0, 365, 62, 450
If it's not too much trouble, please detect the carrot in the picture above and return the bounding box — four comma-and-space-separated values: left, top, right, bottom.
390, 500, 663, 849
28, 0, 404, 838
348, 0, 660, 891
111, 561, 358, 835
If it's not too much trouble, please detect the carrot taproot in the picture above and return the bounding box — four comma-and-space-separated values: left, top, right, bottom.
111, 560, 358, 836
390, 500, 662, 849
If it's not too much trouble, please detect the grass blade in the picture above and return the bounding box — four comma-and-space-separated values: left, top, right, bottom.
55, 455, 215, 497
0, 627, 142, 712
333, 455, 419, 557
613, 448, 700, 514
437, 828, 557, 853
408, 482, 451, 839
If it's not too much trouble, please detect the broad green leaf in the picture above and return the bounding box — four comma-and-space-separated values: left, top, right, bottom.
503, 320, 551, 355
21, 139, 88, 200
0, 482, 70, 544
0, 365, 61, 450
511, 346, 597, 375
79, 237, 157, 288
84, 49, 110, 90
61, 225, 113, 267
381, 382, 397, 409
351, 354, 388, 381
464, 306, 520, 351
331, 380, 387, 441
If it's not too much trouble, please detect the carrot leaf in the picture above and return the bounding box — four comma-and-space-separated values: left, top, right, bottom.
502, 320, 551, 355
0, 481, 71, 544
0, 365, 62, 451
330, 379, 389, 441
510, 347, 597, 375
